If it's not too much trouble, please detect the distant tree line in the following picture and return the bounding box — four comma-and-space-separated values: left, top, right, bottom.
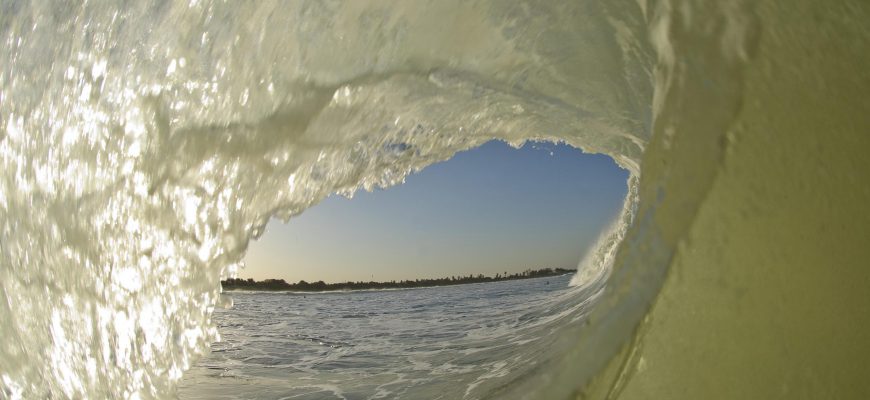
221, 267, 576, 292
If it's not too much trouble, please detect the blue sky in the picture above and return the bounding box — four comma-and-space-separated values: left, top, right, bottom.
242, 140, 628, 283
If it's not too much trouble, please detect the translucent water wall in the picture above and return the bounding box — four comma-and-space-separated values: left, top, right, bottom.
593, 1, 870, 398
2, 0, 869, 398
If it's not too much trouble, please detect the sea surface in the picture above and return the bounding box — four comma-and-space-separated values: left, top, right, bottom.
178, 274, 597, 399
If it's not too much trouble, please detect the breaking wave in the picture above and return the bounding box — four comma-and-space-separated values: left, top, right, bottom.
0, 0, 764, 398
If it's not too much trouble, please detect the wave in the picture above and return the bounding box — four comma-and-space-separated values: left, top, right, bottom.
4, 0, 865, 399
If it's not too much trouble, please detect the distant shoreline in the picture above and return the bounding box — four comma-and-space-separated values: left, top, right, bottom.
221, 268, 576, 292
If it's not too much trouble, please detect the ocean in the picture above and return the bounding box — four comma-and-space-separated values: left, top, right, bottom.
178, 274, 595, 399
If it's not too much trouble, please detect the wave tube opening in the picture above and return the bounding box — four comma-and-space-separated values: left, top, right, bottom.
172, 140, 632, 398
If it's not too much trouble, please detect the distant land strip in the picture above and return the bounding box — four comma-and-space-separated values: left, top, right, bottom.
221, 268, 576, 292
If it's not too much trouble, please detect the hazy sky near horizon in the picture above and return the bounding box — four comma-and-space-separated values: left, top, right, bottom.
242, 140, 628, 283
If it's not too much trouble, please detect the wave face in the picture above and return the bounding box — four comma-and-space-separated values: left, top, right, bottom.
0, 0, 794, 398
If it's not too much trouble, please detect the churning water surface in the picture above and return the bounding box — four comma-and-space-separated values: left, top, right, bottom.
179, 274, 594, 400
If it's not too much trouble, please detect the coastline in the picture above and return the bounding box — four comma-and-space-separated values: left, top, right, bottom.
222, 268, 575, 293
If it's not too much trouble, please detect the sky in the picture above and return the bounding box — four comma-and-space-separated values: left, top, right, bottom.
242, 140, 629, 283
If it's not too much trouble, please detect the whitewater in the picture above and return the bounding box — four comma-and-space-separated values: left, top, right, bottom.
178, 275, 592, 399
2, 0, 869, 399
